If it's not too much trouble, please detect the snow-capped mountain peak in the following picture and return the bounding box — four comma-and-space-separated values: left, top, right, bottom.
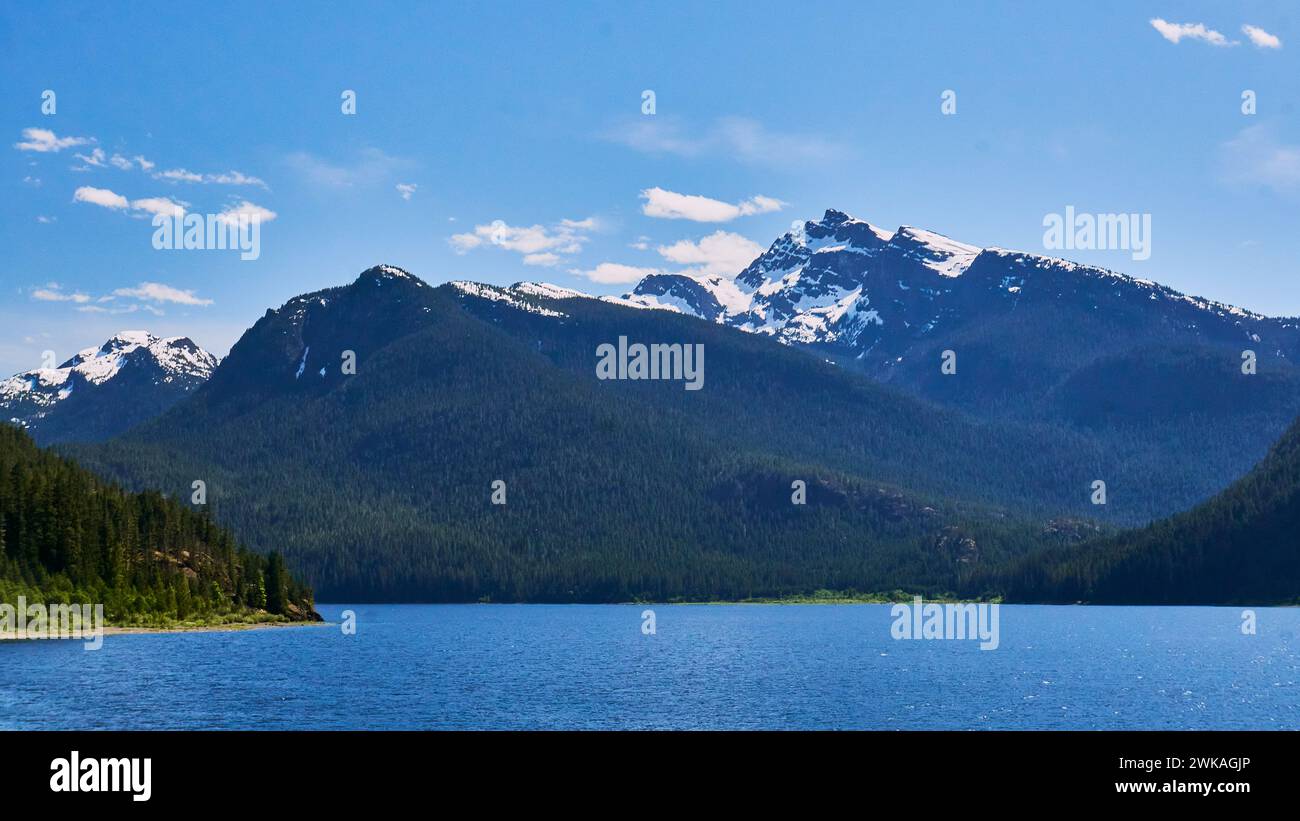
1, 331, 218, 444
354, 263, 429, 287
619, 207, 1297, 377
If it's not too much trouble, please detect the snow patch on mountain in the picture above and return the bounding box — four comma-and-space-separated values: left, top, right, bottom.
510, 282, 587, 300
450, 281, 568, 318
891, 226, 981, 277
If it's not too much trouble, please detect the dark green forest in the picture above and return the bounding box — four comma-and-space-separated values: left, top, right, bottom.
54, 270, 1300, 605
63, 273, 1105, 602
991, 413, 1300, 604
0, 423, 319, 625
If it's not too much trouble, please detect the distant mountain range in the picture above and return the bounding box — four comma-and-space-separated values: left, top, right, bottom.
624, 209, 1300, 426
21, 209, 1300, 603
66, 265, 1092, 601
0, 331, 216, 445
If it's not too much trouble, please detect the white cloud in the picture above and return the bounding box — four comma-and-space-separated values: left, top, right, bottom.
1149, 18, 1235, 46
134, 155, 156, 171
32, 285, 91, 303
30, 279, 212, 312
14, 127, 93, 152
449, 233, 484, 252
112, 282, 213, 306
604, 116, 844, 166
569, 262, 666, 285
154, 167, 267, 187
1242, 24, 1282, 49
640, 187, 785, 222
74, 186, 191, 217
156, 168, 203, 183
207, 170, 265, 186
656, 231, 763, 276
396, 182, 417, 200
130, 196, 187, 218
109, 153, 134, 170
450, 217, 595, 261
215, 200, 277, 225
74, 147, 107, 169
1220, 125, 1300, 192
73, 186, 129, 209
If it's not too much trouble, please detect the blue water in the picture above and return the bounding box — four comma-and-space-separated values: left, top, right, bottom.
2, 604, 1298, 730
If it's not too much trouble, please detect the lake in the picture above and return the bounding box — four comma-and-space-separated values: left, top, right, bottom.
3, 604, 1297, 730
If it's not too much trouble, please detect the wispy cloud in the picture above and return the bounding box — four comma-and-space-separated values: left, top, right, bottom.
1242, 24, 1282, 50
30, 279, 213, 312
154, 167, 268, 187
73, 147, 108, 169
396, 182, 418, 200
14, 127, 93, 152
32, 284, 92, 303
604, 116, 844, 166
112, 282, 213, 306
450, 217, 597, 266
75, 302, 162, 316
1220, 125, 1300, 193
640, 187, 784, 222
1149, 18, 1235, 46
286, 147, 410, 187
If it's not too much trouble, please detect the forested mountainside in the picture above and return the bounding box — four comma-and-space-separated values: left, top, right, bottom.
55, 261, 1300, 604
0, 423, 318, 624
993, 413, 1300, 605
67, 266, 1121, 602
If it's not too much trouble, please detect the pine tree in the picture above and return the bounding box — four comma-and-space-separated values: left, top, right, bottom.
265, 552, 285, 614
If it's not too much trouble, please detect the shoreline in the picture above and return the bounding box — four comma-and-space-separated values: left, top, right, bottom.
313, 599, 1293, 608
1, 621, 332, 640
103, 620, 333, 636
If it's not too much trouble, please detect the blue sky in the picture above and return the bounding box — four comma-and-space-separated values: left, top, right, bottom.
2, 0, 1297, 374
